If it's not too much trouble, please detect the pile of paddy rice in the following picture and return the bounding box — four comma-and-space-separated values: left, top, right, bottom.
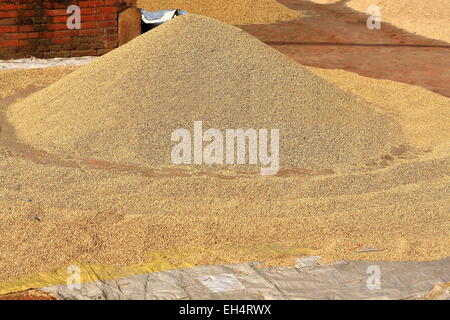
346, 0, 450, 43
0, 67, 77, 100
0, 66, 449, 288
308, 67, 450, 152
137, 0, 302, 24
0, 14, 448, 292
7, 14, 404, 172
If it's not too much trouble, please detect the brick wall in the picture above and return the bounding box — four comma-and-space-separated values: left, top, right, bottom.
0, 0, 137, 59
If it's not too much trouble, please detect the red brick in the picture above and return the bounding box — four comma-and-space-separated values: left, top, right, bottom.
28, 32, 39, 39
0, 11, 18, 18
48, 24, 69, 31
97, 20, 117, 28
44, 51, 71, 59
31, 38, 51, 45
43, 2, 69, 9
79, 37, 95, 43
19, 25, 34, 32
31, 17, 49, 24
79, 29, 102, 36
101, 13, 117, 21
13, 4, 31, 10
53, 30, 79, 38
48, 44, 62, 51
4, 33, 28, 40
0, 4, 16, 11
0, 0, 124, 59
56, 51, 72, 58
82, 14, 105, 21
106, 0, 121, 5
21, 10, 37, 17
104, 27, 118, 35
13, 46, 35, 53
36, 45, 50, 52
0, 47, 16, 54
81, 8, 96, 15
82, 13, 117, 21
77, 43, 93, 50
102, 0, 120, 6
39, 31, 54, 39
17, 40, 29, 47
60, 43, 76, 50
103, 41, 118, 48
52, 38, 72, 44
79, 1, 106, 8
97, 7, 117, 13
0, 18, 17, 25
97, 48, 113, 55
45, 9, 69, 16
92, 41, 105, 49
0, 40, 18, 47
71, 49, 97, 57
81, 22, 98, 29
99, 34, 118, 41
0, 25, 18, 33
53, 15, 69, 23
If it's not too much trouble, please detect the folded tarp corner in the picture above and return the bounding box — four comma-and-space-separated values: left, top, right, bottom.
141, 9, 189, 26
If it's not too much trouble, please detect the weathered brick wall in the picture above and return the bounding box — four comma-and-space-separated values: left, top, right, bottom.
0, 0, 137, 59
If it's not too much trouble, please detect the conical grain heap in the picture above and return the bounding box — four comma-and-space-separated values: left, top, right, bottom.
7, 15, 404, 171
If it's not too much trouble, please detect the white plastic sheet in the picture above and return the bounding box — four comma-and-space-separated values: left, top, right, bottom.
42, 257, 450, 300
